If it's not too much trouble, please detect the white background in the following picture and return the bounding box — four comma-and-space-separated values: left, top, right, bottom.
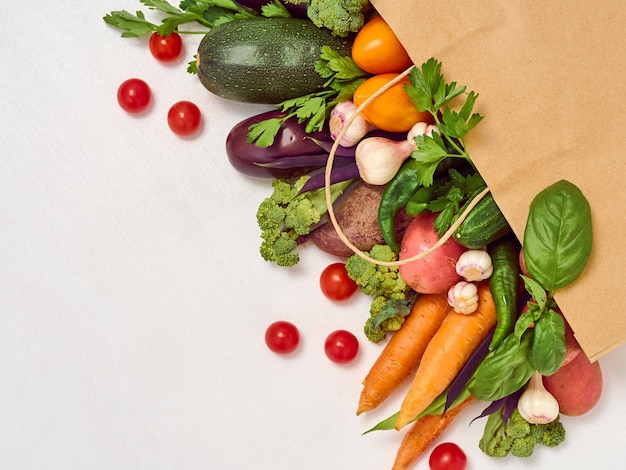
1, 1, 624, 469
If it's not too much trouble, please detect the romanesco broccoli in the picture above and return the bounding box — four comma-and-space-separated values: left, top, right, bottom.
479, 406, 566, 459
305, 0, 371, 37
257, 176, 352, 266
345, 244, 414, 342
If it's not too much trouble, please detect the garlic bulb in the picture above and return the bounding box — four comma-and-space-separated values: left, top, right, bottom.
455, 250, 494, 281
447, 281, 479, 314
355, 136, 415, 185
329, 101, 377, 147
517, 371, 560, 424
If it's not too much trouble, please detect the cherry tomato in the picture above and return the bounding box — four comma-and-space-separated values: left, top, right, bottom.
117, 78, 151, 114
351, 16, 413, 74
167, 100, 202, 136
429, 442, 467, 470
324, 330, 359, 363
319, 263, 358, 302
149, 32, 184, 62
265, 321, 300, 354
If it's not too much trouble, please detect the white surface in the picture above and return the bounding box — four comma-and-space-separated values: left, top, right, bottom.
1, 2, 624, 469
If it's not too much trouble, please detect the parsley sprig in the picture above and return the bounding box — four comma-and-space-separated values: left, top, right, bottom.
405, 58, 483, 187
246, 46, 369, 147
103, 0, 267, 38
427, 169, 486, 235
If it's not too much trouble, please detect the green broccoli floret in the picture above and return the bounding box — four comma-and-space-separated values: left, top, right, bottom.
306, 0, 371, 37
257, 176, 352, 266
346, 244, 414, 342
363, 296, 411, 342
509, 435, 536, 458
345, 245, 410, 299
540, 418, 566, 447
479, 406, 566, 459
505, 409, 532, 439
478, 409, 514, 458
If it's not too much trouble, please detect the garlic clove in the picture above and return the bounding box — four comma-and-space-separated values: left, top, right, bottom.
447, 281, 479, 314
455, 249, 493, 282
517, 371, 560, 424
355, 137, 415, 185
407, 122, 438, 150
329, 100, 377, 147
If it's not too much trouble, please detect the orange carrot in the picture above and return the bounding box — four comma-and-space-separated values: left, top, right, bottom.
391, 396, 474, 470
394, 282, 496, 430
357, 293, 452, 415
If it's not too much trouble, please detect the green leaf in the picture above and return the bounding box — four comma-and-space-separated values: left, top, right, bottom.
187, 57, 198, 74
103, 10, 157, 37
362, 411, 399, 433
523, 180, 593, 293
260, 0, 291, 17
520, 275, 547, 309
139, 0, 182, 15
529, 308, 566, 375
246, 117, 287, 147
513, 304, 539, 341
470, 331, 535, 401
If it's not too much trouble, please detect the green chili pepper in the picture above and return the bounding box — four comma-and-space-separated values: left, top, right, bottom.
487, 234, 521, 351
377, 159, 421, 252
405, 185, 437, 217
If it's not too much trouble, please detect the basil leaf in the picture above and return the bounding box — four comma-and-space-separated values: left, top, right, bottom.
513, 305, 537, 341
520, 275, 547, 310
523, 180, 593, 293
470, 331, 535, 401
529, 308, 566, 375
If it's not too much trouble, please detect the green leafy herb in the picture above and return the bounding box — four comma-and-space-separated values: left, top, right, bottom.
523, 179, 593, 293
247, 46, 369, 147
426, 168, 486, 235
470, 330, 535, 402
405, 58, 484, 186
529, 308, 566, 375
103, 0, 256, 38
259, 0, 292, 18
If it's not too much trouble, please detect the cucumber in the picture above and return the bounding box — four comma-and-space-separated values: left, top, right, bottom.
453, 191, 511, 249
196, 18, 353, 104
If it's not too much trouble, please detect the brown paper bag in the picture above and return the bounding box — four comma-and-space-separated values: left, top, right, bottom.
371, 0, 626, 361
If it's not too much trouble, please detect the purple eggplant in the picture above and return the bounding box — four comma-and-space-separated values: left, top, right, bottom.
280, 1, 309, 18
298, 161, 361, 194
226, 109, 349, 178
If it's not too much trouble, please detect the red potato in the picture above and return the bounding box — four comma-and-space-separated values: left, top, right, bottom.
559, 309, 582, 368
543, 351, 603, 416
398, 212, 468, 294
519, 246, 530, 277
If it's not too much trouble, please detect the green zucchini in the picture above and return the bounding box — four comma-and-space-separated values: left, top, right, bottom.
453, 192, 511, 248
196, 18, 353, 104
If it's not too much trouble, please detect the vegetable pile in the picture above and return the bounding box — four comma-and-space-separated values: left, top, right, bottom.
104, 1, 603, 468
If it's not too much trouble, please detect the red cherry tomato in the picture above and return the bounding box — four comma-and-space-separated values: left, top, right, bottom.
265, 321, 300, 354
324, 330, 359, 363
319, 263, 358, 302
429, 442, 467, 470
149, 32, 184, 62
167, 101, 202, 136
117, 78, 151, 113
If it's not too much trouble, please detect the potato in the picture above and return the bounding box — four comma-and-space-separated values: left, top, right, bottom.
543, 351, 603, 416
559, 309, 582, 368
307, 182, 411, 258
398, 211, 468, 294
